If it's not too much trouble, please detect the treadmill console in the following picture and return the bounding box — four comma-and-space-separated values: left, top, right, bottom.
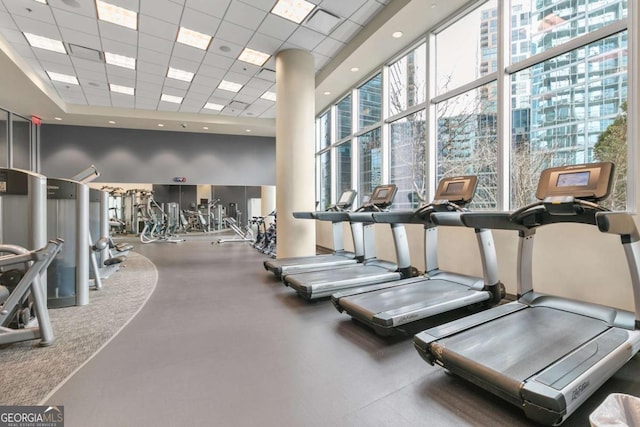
368, 184, 397, 209
536, 162, 614, 201
434, 175, 478, 204
335, 190, 357, 210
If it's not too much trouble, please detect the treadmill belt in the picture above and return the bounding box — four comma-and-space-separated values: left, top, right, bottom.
439, 307, 609, 383
340, 279, 484, 320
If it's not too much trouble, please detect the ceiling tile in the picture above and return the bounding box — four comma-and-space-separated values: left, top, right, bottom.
188, 83, 214, 96
168, 56, 200, 73
49, 0, 97, 19
11, 43, 37, 60
136, 70, 166, 84
105, 63, 136, 80
246, 33, 282, 55
0, 11, 18, 31
171, 42, 206, 63
135, 99, 159, 110
311, 51, 331, 70
111, 94, 135, 108
313, 36, 344, 57
59, 28, 102, 51
72, 57, 107, 73
184, 0, 231, 19
236, 0, 274, 12
286, 26, 325, 50
136, 89, 161, 99
210, 88, 235, 100
13, 15, 62, 39
3, 0, 55, 23
163, 76, 190, 90
180, 7, 221, 37
101, 38, 137, 57
179, 103, 202, 113
229, 60, 260, 77
245, 77, 273, 90
138, 33, 174, 55
139, 14, 179, 41
330, 19, 361, 43
208, 38, 243, 59
194, 64, 225, 81
98, 21, 137, 45
157, 101, 181, 111
223, 1, 266, 31
36, 50, 73, 67
137, 60, 167, 76
136, 80, 163, 92
318, 0, 367, 19
75, 68, 108, 83
202, 52, 234, 70
222, 70, 251, 85
214, 20, 254, 46
161, 86, 186, 97
238, 85, 264, 97
256, 14, 297, 42
350, 1, 384, 26
136, 49, 169, 68
78, 78, 107, 90
183, 91, 209, 102
1, 28, 28, 46
260, 106, 275, 118
139, 0, 183, 23
52, 8, 99, 36
219, 107, 240, 116
230, 93, 255, 104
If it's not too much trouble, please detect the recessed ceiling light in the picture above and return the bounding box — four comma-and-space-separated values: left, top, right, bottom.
271, 0, 315, 24
218, 80, 242, 93
109, 83, 134, 95
238, 47, 270, 66
219, 45, 231, 53
108, 120, 116, 124
392, 31, 403, 38
167, 67, 194, 83
24, 33, 66, 54
34, 0, 48, 5
350, 67, 359, 72
260, 91, 276, 102
323, 91, 331, 95
104, 52, 135, 70
157, 123, 164, 127
204, 102, 225, 111
431, 3, 437, 8
54, 117, 62, 121
203, 126, 209, 130
161, 94, 183, 104
47, 71, 78, 85
96, 1, 137, 30
177, 27, 212, 50
245, 129, 252, 133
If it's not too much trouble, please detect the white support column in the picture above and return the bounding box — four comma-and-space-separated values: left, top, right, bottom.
261, 185, 276, 226
275, 49, 316, 258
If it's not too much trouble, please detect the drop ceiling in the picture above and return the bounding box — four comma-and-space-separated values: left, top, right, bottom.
0, 0, 467, 136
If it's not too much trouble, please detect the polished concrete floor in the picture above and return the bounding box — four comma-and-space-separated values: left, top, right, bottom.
46, 236, 640, 426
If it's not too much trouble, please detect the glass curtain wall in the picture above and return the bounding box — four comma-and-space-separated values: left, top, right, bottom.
315, 0, 630, 212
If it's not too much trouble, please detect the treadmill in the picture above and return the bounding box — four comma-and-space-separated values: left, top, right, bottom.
414, 162, 640, 426
263, 190, 361, 278
332, 175, 504, 336
283, 184, 412, 300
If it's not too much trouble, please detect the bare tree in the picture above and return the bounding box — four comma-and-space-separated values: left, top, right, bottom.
594, 101, 627, 210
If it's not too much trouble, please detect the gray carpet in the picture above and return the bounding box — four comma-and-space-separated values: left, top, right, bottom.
0, 252, 157, 406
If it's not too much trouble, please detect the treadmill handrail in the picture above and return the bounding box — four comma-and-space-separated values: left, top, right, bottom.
292, 211, 317, 219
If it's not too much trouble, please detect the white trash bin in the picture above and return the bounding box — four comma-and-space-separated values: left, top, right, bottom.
590, 393, 640, 427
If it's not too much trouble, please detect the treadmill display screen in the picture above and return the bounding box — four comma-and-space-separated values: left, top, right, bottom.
376, 189, 388, 198
445, 181, 465, 194
557, 171, 590, 187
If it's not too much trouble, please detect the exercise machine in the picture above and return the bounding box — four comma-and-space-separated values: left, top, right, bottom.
414, 162, 640, 425
332, 176, 504, 336
0, 240, 63, 346
263, 190, 358, 278
283, 184, 413, 300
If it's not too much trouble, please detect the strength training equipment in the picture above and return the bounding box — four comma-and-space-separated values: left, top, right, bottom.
414, 162, 640, 425
332, 175, 504, 336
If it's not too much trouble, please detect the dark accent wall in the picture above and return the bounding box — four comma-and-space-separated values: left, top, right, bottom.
40, 125, 275, 185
